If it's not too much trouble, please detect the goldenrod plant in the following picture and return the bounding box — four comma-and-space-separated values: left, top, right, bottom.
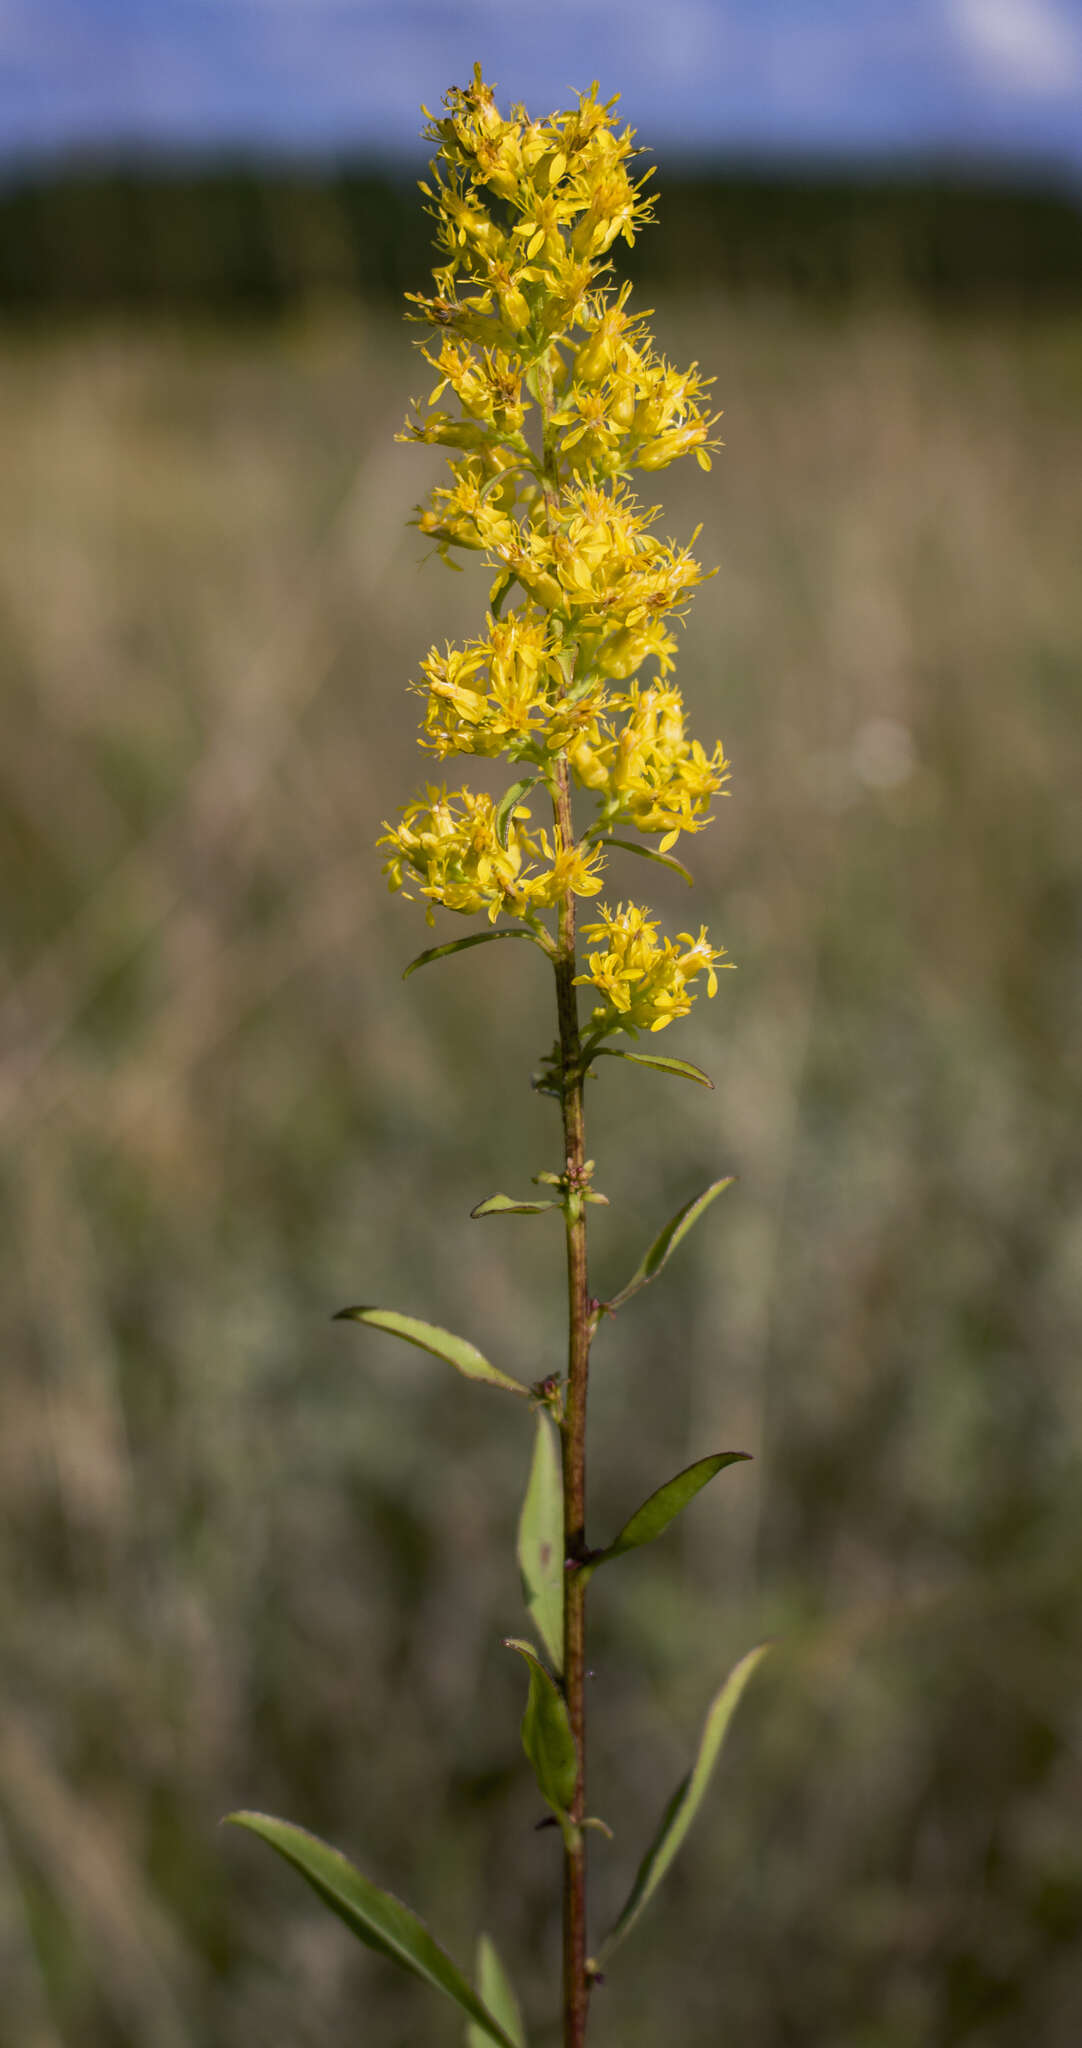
230, 66, 769, 2048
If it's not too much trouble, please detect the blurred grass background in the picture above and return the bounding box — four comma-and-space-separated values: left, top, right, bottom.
2, 210, 1081, 2046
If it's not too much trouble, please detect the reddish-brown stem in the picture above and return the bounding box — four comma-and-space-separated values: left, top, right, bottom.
553, 754, 591, 2048
537, 356, 592, 2048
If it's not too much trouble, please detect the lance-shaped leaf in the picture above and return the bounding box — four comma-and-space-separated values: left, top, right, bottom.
517, 1415, 564, 1671
227, 1812, 519, 2048
334, 1308, 529, 1399
562, 668, 607, 711
494, 778, 539, 848
583, 1453, 750, 1580
593, 835, 694, 886
489, 569, 516, 618
471, 1194, 559, 1218
598, 1643, 770, 1964
465, 1934, 527, 2048
604, 1179, 733, 1314
402, 929, 542, 981
592, 1046, 714, 1089
504, 1639, 578, 1822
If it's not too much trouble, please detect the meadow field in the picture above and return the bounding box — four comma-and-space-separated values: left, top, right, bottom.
1, 297, 1080, 2047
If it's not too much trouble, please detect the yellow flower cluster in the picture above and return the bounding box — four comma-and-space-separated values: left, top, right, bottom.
386, 67, 730, 1037
415, 473, 709, 657
570, 682, 729, 848
416, 608, 603, 763
411, 73, 656, 341
574, 904, 731, 1034
550, 287, 719, 480
379, 787, 604, 926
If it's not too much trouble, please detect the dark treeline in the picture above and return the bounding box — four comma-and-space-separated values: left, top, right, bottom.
2, 157, 1081, 316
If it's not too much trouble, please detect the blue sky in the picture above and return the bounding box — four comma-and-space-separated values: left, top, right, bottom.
1, 0, 1081, 170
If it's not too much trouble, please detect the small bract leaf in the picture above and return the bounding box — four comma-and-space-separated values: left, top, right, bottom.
598, 1644, 770, 1964
605, 1179, 733, 1313
226, 1813, 519, 2048
585, 1453, 750, 1577
504, 1639, 578, 1821
595, 835, 694, 886
495, 778, 539, 849
471, 1194, 559, 1218
466, 1934, 527, 2048
489, 569, 516, 618
561, 668, 604, 711
403, 929, 540, 980
517, 1415, 564, 1671
334, 1308, 529, 1398
592, 1047, 714, 1088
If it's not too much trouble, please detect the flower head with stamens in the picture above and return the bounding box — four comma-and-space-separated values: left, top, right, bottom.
570, 681, 730, 848
574, 903, 731, 1034
380, 788, 605, 926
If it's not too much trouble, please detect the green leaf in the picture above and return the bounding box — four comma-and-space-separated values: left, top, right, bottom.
494, 779, 539, 848
605, 1179, 733, 1313
592, 1047, 714, 1089
227, 1812, 519, 2048
334, 1308, 529, 1399
466, 1935, 527, 2048
517, 1415, 564, 1672
584, 1453, 750, 1578
504, 1639, 578, 1822
598, 1644, 771, 1964
489, 569, 516, 618
471, 1193, 559, 1218
403, 928, 540, 980
561, 668, 605, 711
594, 835, 694, 886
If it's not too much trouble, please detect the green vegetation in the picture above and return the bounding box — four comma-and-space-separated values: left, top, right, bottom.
2, 161, 1081, 315
1, 294, 1080, 2046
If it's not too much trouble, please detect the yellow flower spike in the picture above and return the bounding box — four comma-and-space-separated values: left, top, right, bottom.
390, 66, 731, 1040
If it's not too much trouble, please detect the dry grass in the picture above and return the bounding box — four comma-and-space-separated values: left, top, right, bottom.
1, 301, 1081, 2047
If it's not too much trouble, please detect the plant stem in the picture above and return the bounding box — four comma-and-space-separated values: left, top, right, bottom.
554, 754, 591, 2048
536, 351, 592, 2048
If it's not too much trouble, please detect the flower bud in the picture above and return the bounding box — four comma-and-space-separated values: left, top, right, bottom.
634, 427, 703, 471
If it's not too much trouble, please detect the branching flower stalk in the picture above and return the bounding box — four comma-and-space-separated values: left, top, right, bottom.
230, 66, 769, 2048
